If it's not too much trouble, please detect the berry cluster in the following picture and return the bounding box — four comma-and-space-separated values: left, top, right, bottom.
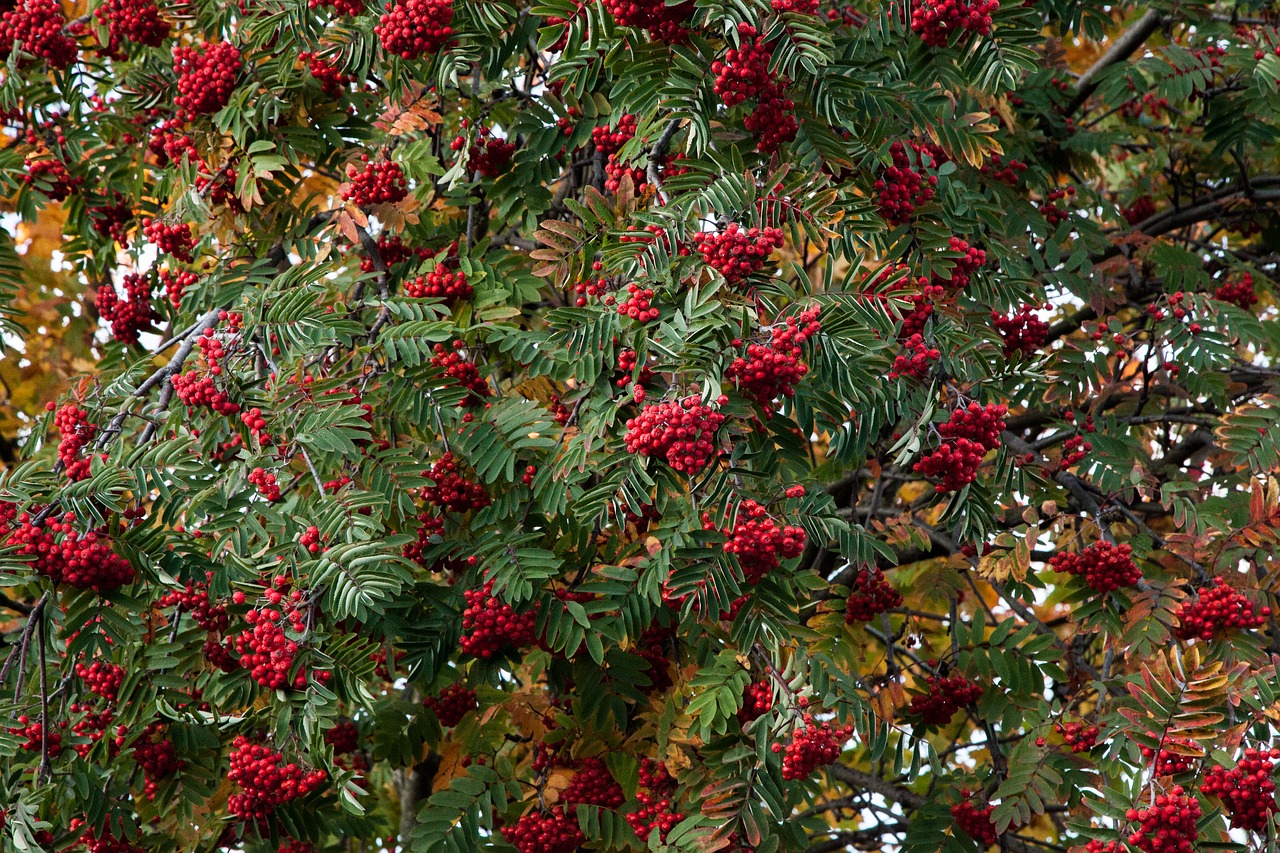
981, 154, 1027, 186
844, 568, 902, 622
173, 42, 243, 118
776, 716, 853, 780
1123, 788, 1200, 853
24, 155, 78, 201
743, 89, 798, 154
591, 115, 648, 192
561, 758, 626, 808
615, 348, 655, 396
430, 343, 491, 405
142, 218, 196, 262
226, 736, 327, 820
951, 798, 998, 846
712, 25, 774, 107
1200, 748, 1280, 831
602, 0, 693, 42
888, 333, 941, 381
76, 660, 126, 702
1122, 195, 1156, 226
876, 141, 941, 225
1055, 721, 1099, 753
8, 717, 61, 755
343, 157, 409, 206
501, 809, 584, 853
135, 723, 183, 799
1141, 734, 1198, 776
909, 673, 983, 725
310, 0, 366, 15
625, 396, 726, 474
1049, 541, 1141, 593
232, 603, 326, 690
615, 282, 660, 323
6, 511, 136, 591
627, 758, 683, 843
375, 0, 455, 59
693, 224, 785, 287
173, 318, 242, 417
54, 403, 98, 481
934, 237, 986, 290
96, 0, 169, 52
299, 525, 326, 553
422, 454, 489, 512
158, 267, 198, 309
422, 683, 478, 727
738, 680, 773, 724
635, 624, 675, 693
910, 0, 999, 47
0, 0, 78, 68
451, 126, 516, 178
725, 306, 821, 406
913, 402, 1007, 493
301, 52, 354, 98
325, 721, 360, 755
359, 234, 430, 272
1174, 577, 1270, 641
992, 306, 1048, 357
1214, 272, 1259, 310
90, 197, 134, 243
247, 468, 282, 502
156, 574, 229, 632
69, 704, 120, 758
707, 499, 806, 584
459, 581, 537, 658
1038, 185, 1076, 227
96, 273, 157, 345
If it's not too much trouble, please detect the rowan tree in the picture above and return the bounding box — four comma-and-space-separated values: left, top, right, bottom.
0, 0, 1279, 851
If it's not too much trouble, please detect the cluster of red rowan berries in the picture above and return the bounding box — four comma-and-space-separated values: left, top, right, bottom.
693, 224, 785, 286
1039, 185, 1076, 227
359, 233, 430, 272
888, 333, 941, 381
625, 396, 726, 474
142, 218, 196, 262
591, 115, 644, 191
1141, 734, 1198, 775
135, 723, 183, 799
156, 573, 230, 632
1124, 788, 1200, 853
935, 237, 986, 290
1214, 272, 1259, 310
376, 0, 455, 58
913, 402, 1008, 493
8, 717, 61, 755
981, 154, 1028, 186
615, 282, 661, 323
876, 141, 941, 225
460, 580, 537, 658
430, 343, 491, 405
1049, 541, 1141, 592
6, 511, 136, 591
247, 468, 282, 502
422, 454, 489, 512
1055, 721, 1100, 753
910, 673, 983, 725
1174, 577, 1270, 641
233, 607, 311, 690
844, 567, 902, 622
403, 511, 446, 569
90, 197, 134, 244
405, 266, 473, 303
76, 660, 125, 702
1122, 195, 1156, 226
951, 798, 998, 845
635, 624, 675, 693
300, 52, 354, 98
615, 348, 655, 396
776, 715, 853, 780
173, 319, 242, 417
299, 525, 326, 553
561, 757, 626, 807
452, 125, 516, 177
23, 155, 78, 201
148, 118, 198, 167
743, 90, 798, 154
422, 683, 478, 727
173, 41, 242, 118
325, 721, 360, 756
343, 157, 409, 206
310, 0, 366, 15
910, 0, 999, 47
1200, 747, 1280, 831
158, 267, 198, 309
0, 0, 78, 68
707, 499, 806, 585
627, 758, 683, 843
502, 808, 584, 853
226, 736, 327, 820
602, 0, 693, 42
711, 23, 781, 114
738, 680, 773, 723
240, 407, 271, 447
69, 704, 119, 759
53, 403, 98, 481
992, 306, 1048, 357
96, 0, 169, 50
725, 306, 821, 405
96, 273, 157, 345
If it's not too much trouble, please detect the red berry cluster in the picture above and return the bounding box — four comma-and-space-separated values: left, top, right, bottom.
725, 306, 821, 406
776, 715, 853, 780
913, 402, 1007, 493
1199, 747, 1280, 831
343, 156, 409, 206
325, 721, 360, 755
359, 234, 430, 272
96, 0, 170, 50
1123, 787, 1200, 853
934, 236, 986, 290
241, 407, 272, 446
888, 333, 941, 381
876, 141, 941, 225
156, 573, 230, 632
310, 0, 366, 15
773, 0, 819, 10
459, 580, 537, 658
615, 348, 655, 394
173, 319, 242, 417
375, 0, 455, 59
76, 660, 125, 702
451, 126, 516, 178
713, 24, 774, 106
1054, 721, 1099, 753
981, 154, 1027, 186
226, 736, 327, 820
0, 0, 78, 68
1038, 185, 1076, 227
1141, 734, 1198, 776
422, 453, 489, 512
134, 723, 183, 799
148, 118, 198, 166
54, 403, 98, 481
23, 155, 78, 201
1174, 577, 1270, 641
951, 798, 998, 845
602, 0, 693, 42
1049, 541, 1141, 593
501, 808, 584, 853
8, 716, 61, 755
738, 680, 773, 724
422, 683, 478, 727
232, 594, 329, 690
992, 306, 1048, 357
96, 273, 157, 345
616, 282, 661, 323
844, 567, 902, 622
142, 218, 196, 262
5, 511, 136, 592
707, 499, 806, 585
692, 224, 785, 287
247, 467, 282, 502
299, 525, 326, 553
70, 704, 120, 758
158, 267, 198, 309
743, 90, 798, 154
405, 266, 472, 303
635, 624, 675, 693
909, 673, 983, 725
300, 52, 354, 98
1122, 195, 1156, 226
90, 197, 134, 243
1214, 272, 1259, 310
561, 757, 625, 807
591, 115, 641, 191
430, 343, 491, 405
625, 396, 726, 474
627, 758, 683, 843
910, 0, 999, 47
173, 41, 243, 118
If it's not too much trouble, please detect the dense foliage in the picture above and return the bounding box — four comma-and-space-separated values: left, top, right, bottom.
1, 0, 1280, 851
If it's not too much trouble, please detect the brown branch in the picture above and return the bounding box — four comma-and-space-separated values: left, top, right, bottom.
1066, 8, 1166, 116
